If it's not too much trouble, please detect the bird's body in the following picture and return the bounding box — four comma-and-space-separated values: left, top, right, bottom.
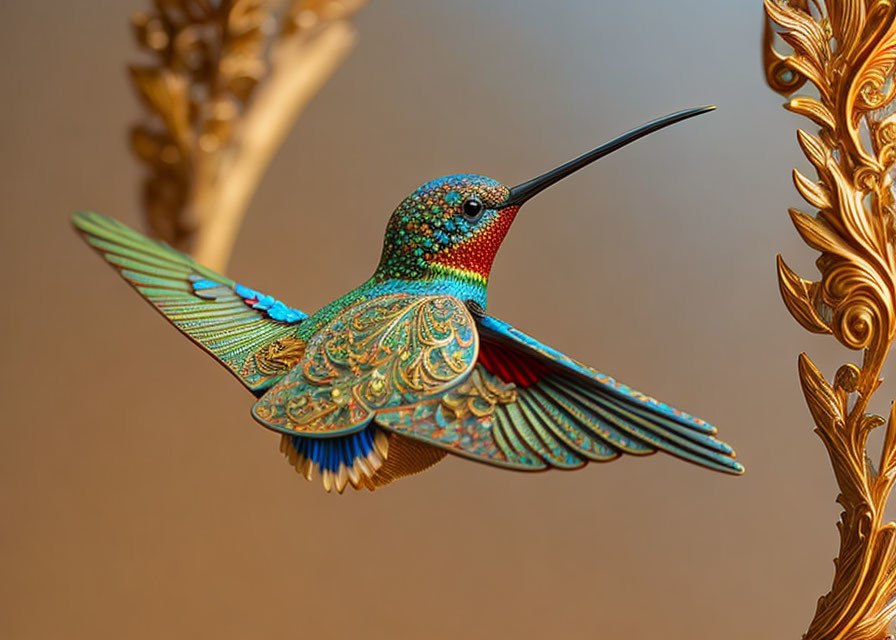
73, 108, 743, 493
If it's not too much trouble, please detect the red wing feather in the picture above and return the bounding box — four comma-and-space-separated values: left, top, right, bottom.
477, 338, 549, 387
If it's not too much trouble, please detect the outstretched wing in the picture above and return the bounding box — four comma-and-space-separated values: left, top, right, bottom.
72, 211, 307, 394
252, 293, 478, 437
376, 313, 744, 475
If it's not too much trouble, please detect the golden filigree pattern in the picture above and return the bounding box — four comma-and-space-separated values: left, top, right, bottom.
247, 335, 307, 377
251, 294, 478, 436
305, 294, 476, 399
764, 1, 896, 637
440, 367, 518, 420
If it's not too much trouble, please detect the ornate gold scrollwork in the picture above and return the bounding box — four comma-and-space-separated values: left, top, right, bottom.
765, 1, 896, 637
440, 367, 518, 420
252, 336, 307, 376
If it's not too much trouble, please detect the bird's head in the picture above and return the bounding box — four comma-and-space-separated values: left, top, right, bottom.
374, 106, 714, 288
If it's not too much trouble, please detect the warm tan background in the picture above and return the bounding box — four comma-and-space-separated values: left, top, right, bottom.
1, 1, 877, 638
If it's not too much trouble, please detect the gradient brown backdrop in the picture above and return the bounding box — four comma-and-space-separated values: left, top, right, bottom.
0, 1, 871, 638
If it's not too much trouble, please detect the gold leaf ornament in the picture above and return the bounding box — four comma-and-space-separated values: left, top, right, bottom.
765, 0, 896, 636
798, 353, 843, 432
777, 255, 831, 333
440, 367, 518, 420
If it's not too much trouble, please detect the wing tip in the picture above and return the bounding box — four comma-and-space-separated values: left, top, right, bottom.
71, 209, 108, 231
664, 446, 744, 476
71, 210, 92, 236
728, 456, 746, 475
713, 452, 745, 475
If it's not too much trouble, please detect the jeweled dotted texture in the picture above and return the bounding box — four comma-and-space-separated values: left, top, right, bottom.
376, 174, 513, 281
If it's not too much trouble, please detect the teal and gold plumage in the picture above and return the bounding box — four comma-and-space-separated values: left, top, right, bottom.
73, 107, 743, 493
72, 211, 307, 393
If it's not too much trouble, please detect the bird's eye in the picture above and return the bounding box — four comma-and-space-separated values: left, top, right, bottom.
461, 198, 484, 221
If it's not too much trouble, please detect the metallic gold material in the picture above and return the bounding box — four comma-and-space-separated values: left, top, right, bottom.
440, 367, 518, 420
369, 434, 448, 488
251, 294, 478, 436
249, 336, 307, 377
765, 1, 896, 636
129, 0, 366, 270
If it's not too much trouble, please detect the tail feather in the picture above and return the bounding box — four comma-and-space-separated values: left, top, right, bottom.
279, 427, 446, 493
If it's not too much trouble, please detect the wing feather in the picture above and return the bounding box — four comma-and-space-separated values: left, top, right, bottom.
251, 294, 478, 437
72, 211, 307, 394
514, 393, 584, 468
377, 311, 744, 475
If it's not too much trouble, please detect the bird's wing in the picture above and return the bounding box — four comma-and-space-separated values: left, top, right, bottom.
251, 293, 478, 437
72, 211, 307, 394
376, 313, 744, 475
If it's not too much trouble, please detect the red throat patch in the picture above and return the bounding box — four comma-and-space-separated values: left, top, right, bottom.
432, 206, 520, 279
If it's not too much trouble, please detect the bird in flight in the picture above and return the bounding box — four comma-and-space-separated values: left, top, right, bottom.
73, 106, 742, 493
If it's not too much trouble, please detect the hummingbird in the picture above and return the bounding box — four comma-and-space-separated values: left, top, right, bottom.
73, 106, 743, 493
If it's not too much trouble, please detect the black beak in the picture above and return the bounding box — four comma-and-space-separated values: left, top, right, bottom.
503, 106, 715, 207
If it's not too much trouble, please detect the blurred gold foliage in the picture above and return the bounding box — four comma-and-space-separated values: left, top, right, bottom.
765, 0, 896, 637
129, 0, 366, 270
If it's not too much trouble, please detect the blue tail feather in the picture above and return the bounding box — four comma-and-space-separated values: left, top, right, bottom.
287, 426, 379, 473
